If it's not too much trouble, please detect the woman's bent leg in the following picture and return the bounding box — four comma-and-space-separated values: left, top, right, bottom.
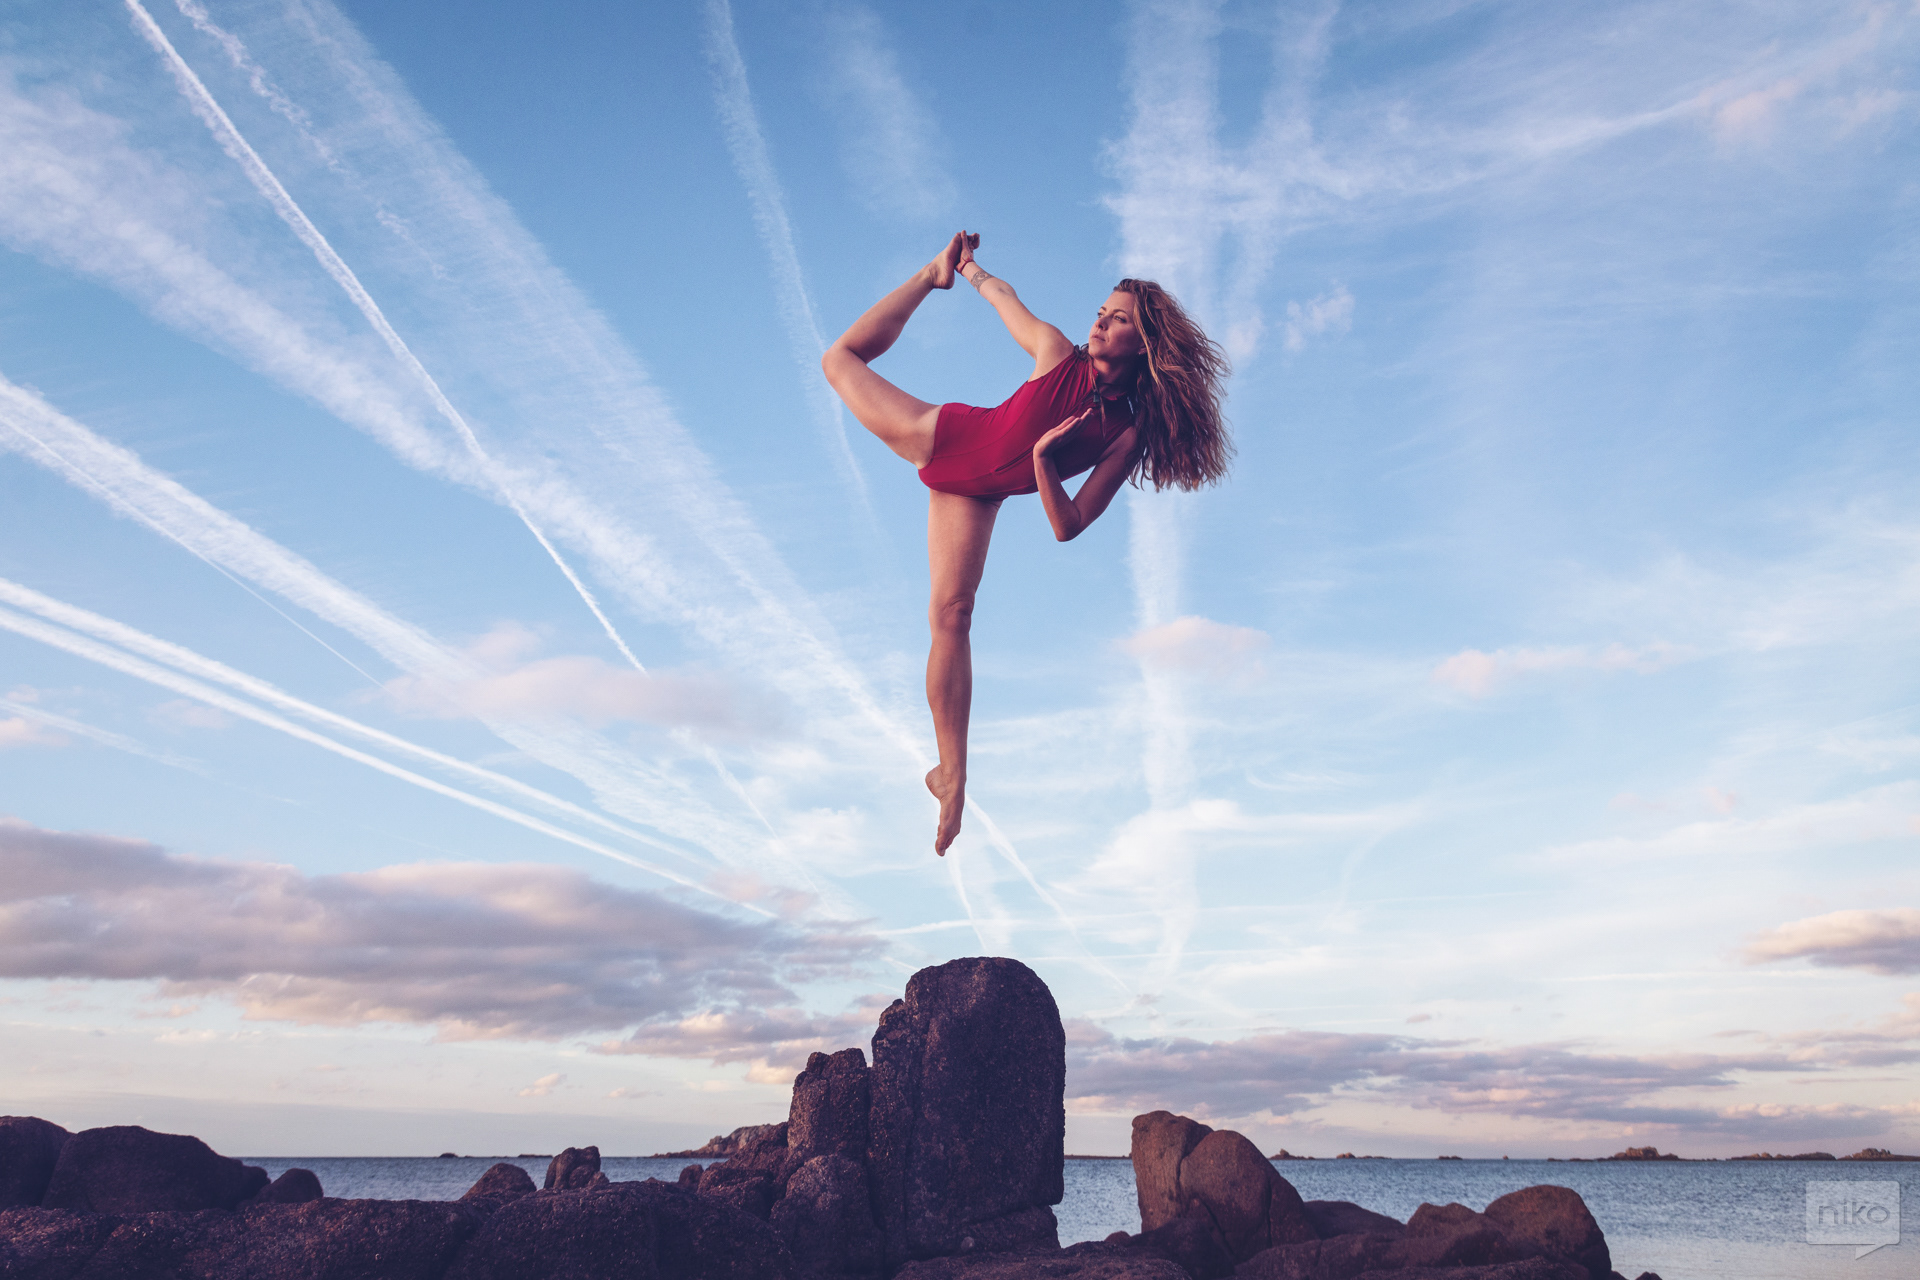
821, 235, 968, 468
925, 489, 1001, 855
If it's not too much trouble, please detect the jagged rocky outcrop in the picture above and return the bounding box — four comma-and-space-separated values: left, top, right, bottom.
0, 959, 1657, 1280
0, 1118, 70, 1209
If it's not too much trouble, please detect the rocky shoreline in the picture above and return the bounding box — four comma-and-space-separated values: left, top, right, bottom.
0, 954, 1760, 1278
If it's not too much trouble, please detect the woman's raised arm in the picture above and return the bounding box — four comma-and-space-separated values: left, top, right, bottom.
957, 236, 1076, 379
1032, 416, 1140, 542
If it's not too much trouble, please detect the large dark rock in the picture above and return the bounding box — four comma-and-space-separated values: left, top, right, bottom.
1130, 1112, 1211, 1234
463, 1163, 537, 1204
1305, 1201, 1404, 1239
249, 1167, 324, 1205
715, 1123, 791, 1179
785, 1049, 871, 1183
0, 1117, 71, 1208
542, 1146, 603, 1192
869, 957, 1066, 1267
697, 1164, 779, 1221
0, 1199, 483, 1280
1128, 1113, 1315, 1262
40, 1125, 268, 1213
446, 1181, 793, 1280
1483, 1186, 1610, 1280
1118, 1217, 1236, 1279
0, 1205, 120, 1275
893, 1250, 1188, 1279
1237, 1195, 1591, 1280
771, 1153, 883, 1278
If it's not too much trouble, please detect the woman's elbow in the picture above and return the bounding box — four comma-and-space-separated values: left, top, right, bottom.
1054, 521, 1082, 543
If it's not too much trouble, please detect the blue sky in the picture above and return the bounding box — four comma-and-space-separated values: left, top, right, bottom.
2, 0, 1918, 1159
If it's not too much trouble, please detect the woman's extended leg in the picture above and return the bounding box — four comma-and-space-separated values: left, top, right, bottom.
925, 489, 1001, 855
821, 233, 972, 468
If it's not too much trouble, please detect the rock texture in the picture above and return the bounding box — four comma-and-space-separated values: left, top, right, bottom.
893, 1250, 1189, 1279
0, 1117, 70, 1209
1129, 1113, 1316, 1263
461, 1163, 536, 1203
869, 957, 1066, 1267
445, 1181, 792, 1280
0, 1198, 482, 1279
250, 1168, 324, 1205
40, 1125, 269, 1213
1482, 1186, 1610, 1280
542, 1146, 606, 1192
1305, 1200, 1405, 1240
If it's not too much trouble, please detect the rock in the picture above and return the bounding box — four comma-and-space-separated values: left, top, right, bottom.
1177, 1129, 1316, 1259
0, 1117, 71, 1208
697, 1164, 779, 1221
1126, 1216, 1235, 1279
40, 1125, 268, 1213
1602, 1147, 1677, 1162
893, 1249, 1189, 1279
1346, 1265, 1587, 1280
462, 1162, 538, 1203
249, 1167, 324, 1205
1239, 1200, 1551, 1280
1484, 1186, 1610, 1280
657, 1122, 792, 1160
771, 1153, 883, 1278
0, 1199, 484, 1279
1130, 1112, 1212, 1234
0, 1205, 120, 1274
543, 1146, 601, 1191
785, 1049, 871, 1183
869, 957, 1066, 1267
1306, 1200, 1405, 1239
678, 1164, 705, 1191
715, 1123, 791, 1178
1128, 1114, 1315, 1262
446, 1180, 793, 1280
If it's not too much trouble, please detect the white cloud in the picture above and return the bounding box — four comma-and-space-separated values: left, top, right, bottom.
1282, 284, 1353, 353
1431, 642, 1687, 697
1746, 909, 1920, 975
0, 717, 65, 750
1119, 615, 1269, 679
376, 623, 774, 735
0, 816, 879, 1040
517, 1072, 566, 1098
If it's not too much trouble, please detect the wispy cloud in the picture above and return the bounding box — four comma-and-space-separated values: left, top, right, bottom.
1431, 642, 1688, 697
1282, 282, 1351, 353
1746, 909, 1920, 975
814, 3, 954, 221
0, 816, 874, 1039
702, 0, 870, 505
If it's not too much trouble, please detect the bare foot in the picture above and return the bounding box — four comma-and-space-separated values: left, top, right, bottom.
925, 766, 965, 855
929, 231, 967, 289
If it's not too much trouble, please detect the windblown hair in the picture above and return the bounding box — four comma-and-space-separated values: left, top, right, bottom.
1104, 278, 1232, 491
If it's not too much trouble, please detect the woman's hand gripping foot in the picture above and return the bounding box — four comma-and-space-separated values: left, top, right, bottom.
928, 231, 979, 290
925, 766, 965, 856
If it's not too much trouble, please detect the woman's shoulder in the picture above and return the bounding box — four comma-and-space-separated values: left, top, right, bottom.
1025, 345, 1089, 386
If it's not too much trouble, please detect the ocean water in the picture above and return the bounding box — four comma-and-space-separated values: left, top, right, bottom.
249, 1155, 1918, 1280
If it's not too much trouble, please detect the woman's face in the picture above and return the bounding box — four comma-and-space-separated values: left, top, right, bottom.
1087, 291, 1146, 361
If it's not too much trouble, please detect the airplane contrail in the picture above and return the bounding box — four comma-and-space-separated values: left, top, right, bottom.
700, 0, 872, 513
0, 584, 749, 908
125, 0, 648, 676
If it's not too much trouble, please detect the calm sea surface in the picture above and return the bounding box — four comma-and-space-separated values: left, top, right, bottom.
249, 1155, 1917, 1280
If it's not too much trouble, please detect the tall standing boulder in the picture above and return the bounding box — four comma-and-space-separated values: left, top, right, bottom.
869, 957, 1066, 1266
40, 1125, 267, 1212
544, 1146, 605, 1191
1129, 1113, 1316, 1263
0, 1116, 71, 1207
775, 1049, 883, 1277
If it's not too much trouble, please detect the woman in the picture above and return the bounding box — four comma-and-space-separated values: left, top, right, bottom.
822, 232, 1231, 854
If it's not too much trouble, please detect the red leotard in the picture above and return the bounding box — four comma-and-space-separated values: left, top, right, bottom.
918, 351, 1137, 499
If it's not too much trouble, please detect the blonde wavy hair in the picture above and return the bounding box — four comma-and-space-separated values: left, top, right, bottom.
1104, 278, 1233, 491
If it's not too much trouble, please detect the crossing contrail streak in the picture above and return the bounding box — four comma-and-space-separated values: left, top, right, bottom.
0, 571, 700, 874
701, 0, 872, 512
124, 0, 648, 676
0, 584, 748, 907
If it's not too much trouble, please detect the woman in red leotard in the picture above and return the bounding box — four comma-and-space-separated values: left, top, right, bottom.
822, 232, 1231, 855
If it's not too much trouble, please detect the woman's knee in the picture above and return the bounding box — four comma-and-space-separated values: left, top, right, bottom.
929, 594, 976, 638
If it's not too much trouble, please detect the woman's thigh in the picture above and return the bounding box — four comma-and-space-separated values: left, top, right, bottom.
927, 490, 1002, 609
824, 348, 941, 467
